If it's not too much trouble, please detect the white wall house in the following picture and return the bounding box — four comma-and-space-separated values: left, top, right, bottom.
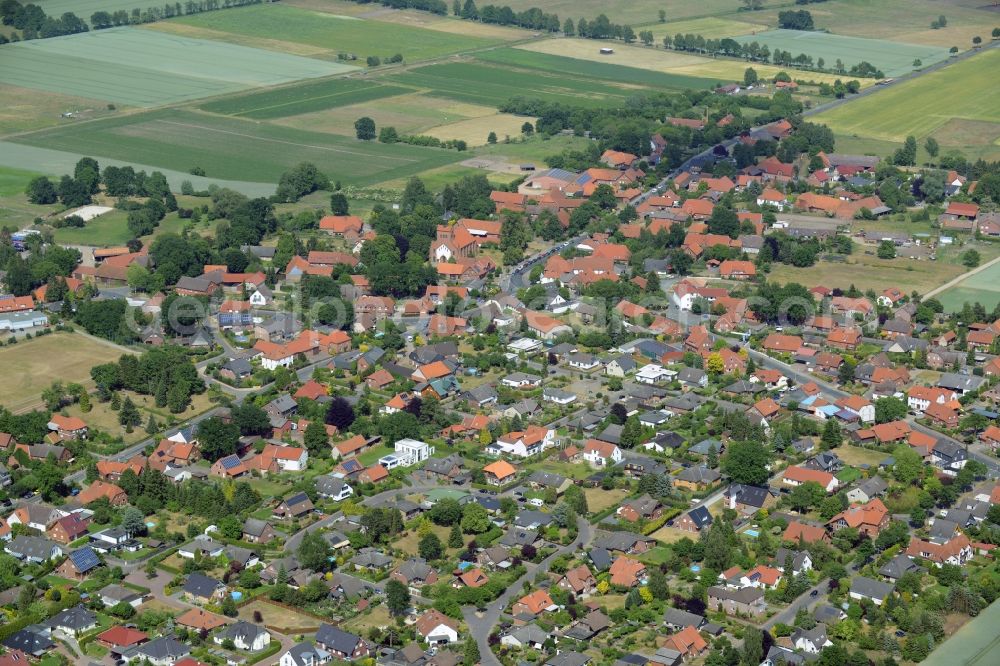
394, 438, 435, 466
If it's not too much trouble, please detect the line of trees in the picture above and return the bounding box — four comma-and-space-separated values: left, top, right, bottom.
666, 33, 884, 78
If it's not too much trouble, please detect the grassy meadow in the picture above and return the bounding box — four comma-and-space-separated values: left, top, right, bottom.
199, 80, 414, 120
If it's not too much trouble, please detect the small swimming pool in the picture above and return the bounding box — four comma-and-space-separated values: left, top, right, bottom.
744, 529, 760, 537
690, 565, 701, 572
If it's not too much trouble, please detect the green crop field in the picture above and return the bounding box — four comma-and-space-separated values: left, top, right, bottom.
937, 261, 1000, 313
174, 4, 500, 62
0, 27, 351, 107
200, 80, 415, 119
9, 109, 464, 186
731, 0, 1000, 49
35, 0, 156, 16
386, 61, 654, 108
732, 29, 949, 78
814, 49, 1000, 148
476, 48, 719, 91
0, 167, 44, 197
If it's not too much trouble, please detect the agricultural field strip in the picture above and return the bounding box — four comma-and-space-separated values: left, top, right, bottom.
480, 47, 720, 89
200, 81, 415, 119
152, 119, 422, 163
813, 49, 1000, 142
0, 27, 350, 107
732, 30, 950, 77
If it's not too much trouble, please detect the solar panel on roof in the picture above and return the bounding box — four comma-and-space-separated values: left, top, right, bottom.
70, 547, 100, 572
220, 455, 242, 470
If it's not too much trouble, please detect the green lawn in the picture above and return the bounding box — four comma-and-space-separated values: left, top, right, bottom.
10, 108, 464, 186
937, 259, 1000, 313
174, 4, 500, 62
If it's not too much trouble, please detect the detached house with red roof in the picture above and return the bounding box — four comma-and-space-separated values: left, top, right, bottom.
319, 215, 364, 239
828, 499, 889, 538
48, 414, 88, 440
719, 260, 755, 280
782, 466, 838, 493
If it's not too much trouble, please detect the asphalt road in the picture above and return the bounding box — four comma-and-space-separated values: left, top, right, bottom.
464, 515, 595, 666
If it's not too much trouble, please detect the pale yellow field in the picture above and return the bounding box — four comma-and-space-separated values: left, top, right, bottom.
516, 37, 865, 88
276, 93, 497, 137
144, 21, 331, 57
670, 60, 873, 88
643, 16, 769, 40
424, 113, 534, 146
516, 37, 708, 69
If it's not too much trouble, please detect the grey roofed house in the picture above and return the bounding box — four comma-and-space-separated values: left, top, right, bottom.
243, 518, 272, 539
589, 547, 612, 571
183, 572, 224, 599
724, 380, 764, 395
609, 355, 638, 373
330, 572, 376, 599
676, 367, 707, 386
136, 636, 191, 662
542, 388, 577, 403
218, 621, 268, 648
564, 609, 611, 640
526, 470, 568, 489
850, 476, 888, 502
506, 623, 549, 648
351, 547, 394, 569
773, 548, 811, 574
265, 394, 298, 416
316, 475, 352, 498
500, 528, 539, 548
651, 432, 684, 449
571, 411, 605, 431
662, 607, 705, 630
283, 642, 331, 666
664, 393, 703, 413
849, 576, 894, 602
685, 506, 713, 531
548, 342, 578, 356
592, 531, 651, 553
67, 546, 101, 574
813, 604, 845, 624
222, 358, 253, 378
175, 276, 215, 293
504, 398, 539, 418
643, 258, 671, 273
762, 646, 812, 666
514, 510, 553, 530
243, 245, 276, 259
5, 535, 61, 562
2, 627, 55, 656
727, 483, 773, 509
464, 385, 499, 406
316, 624, 365, 655
395, 557, 435, 583
804, 451, 842, 473
638, 410, 671, 427
689, 439, 723, 456
596, 423, 622, 445
623, 454, 667, 477
928, 518, 959, 543
937, 372, 984, 393
98, 583, 142, 606
676, 466, 720, 485
626, 383, 669, 401
48, 605, 97, 634
225, 545, 257, 567
424, 453, 464, 476
879, 554, 925, 580
546, 652, 590, 666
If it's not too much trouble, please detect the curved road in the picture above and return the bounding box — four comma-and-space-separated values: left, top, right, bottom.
463, 516, 595, 666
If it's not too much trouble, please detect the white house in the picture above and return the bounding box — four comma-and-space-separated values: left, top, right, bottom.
501, 372, 542, 389
583, 440, 623, 467
415, 610, 460, 645
280, 643, 331, 666
489, 427, 556, 458
394, 438, 435, 466
542, 388, 577, 405
635, 364, 676, 385
249, 287, 272, 306
792, 626, 832, 654
215, 621, 272, 652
